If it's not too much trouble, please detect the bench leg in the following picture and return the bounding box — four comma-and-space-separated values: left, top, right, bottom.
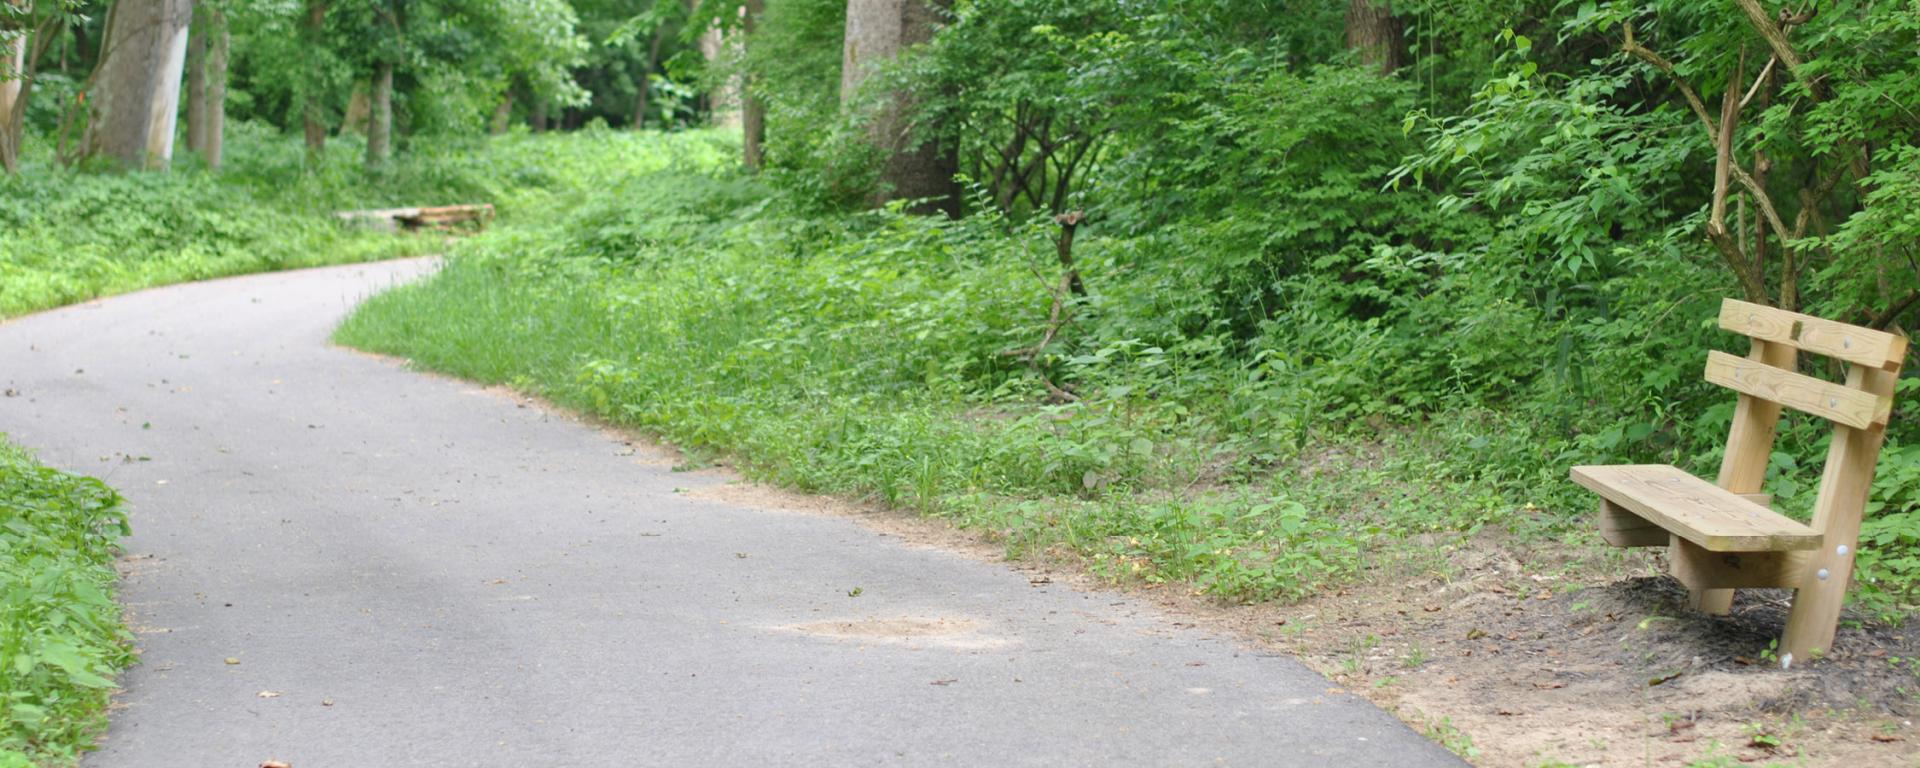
1688, 588, 1734, 614
1674, 535, 1735, 614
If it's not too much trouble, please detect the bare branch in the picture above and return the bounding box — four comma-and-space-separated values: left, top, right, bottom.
1621, 23, 1717, 137
1733, 0, 1820, 99
1739, 55, 1777, 109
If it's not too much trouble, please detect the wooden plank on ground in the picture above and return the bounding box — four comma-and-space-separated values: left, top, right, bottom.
1719, 298, 1907, 370
1703, 350, 1888, 429
1569, 464, 1821, 552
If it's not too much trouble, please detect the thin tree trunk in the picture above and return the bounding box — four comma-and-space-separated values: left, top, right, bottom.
741, 0, 765, 168
84, 0, 194, 170
490, 91, 513, 134
366, 61, 392, 168
841, 0, 958, 215
631, 25, 664, 129
340, 83, 369, 134
302, 0, 329, 163
531, 96, 547, 132
700, 24, 739, 128
186, 10, 207, 155
203, 8, 226, 169
1345, 0, 1402, 75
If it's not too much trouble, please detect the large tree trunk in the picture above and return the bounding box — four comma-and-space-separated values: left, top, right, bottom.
84, 0, 194, 170
366, 61, 392, 168
202, 9, 226, 169
1, 4, 25, 174
1345, 0, 1402, 75
841, 0, 958, 216
301, 0, 329, 163
184, 5, 225, 168
741, 0, 765, 168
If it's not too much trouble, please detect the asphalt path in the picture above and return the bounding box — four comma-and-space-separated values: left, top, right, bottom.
0, 259, 1465, 767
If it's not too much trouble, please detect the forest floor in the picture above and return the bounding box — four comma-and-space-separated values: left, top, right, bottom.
667, 446, 1920, 768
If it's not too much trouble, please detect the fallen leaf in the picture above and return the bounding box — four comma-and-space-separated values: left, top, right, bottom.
321, 699, 335, 707
1495, 708, 1519, 716
1669, 720, 1697, 733
1647, 671, 1683, 686
1870, 733, 1900, 743
1530, 681, 1564, 690
257, 691, 281, 699
1185, 661, 1206, 667
930, 678, 957, 686
261, 761, 291, 768
1465, 628, 1487, 640
1422, 605, 1442, 612
1733, 656, 1757, 666
224, 657, 241, 666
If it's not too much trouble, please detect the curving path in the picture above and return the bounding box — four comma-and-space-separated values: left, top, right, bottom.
0, 259, 1464, 767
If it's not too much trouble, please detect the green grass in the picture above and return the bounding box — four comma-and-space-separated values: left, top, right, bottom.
336, 129, 1920, 621
0, 438, 132, 766
0, 124, 735, 320
335, 133, 1564, 607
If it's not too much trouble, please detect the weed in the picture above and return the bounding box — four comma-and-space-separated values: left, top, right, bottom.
0, 437, 133, 764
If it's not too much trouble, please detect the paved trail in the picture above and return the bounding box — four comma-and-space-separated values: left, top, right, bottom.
0, 260, 1463, 767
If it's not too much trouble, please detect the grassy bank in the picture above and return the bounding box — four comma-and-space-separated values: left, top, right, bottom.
0, 438, 132, 766
0, 125, 732, 319
336, 133, 1920, 621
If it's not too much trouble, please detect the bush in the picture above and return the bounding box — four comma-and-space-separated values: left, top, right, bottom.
0, 439, 132, 765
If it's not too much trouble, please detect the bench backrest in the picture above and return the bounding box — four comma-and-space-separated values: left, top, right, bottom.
1708, 298, 1905, 533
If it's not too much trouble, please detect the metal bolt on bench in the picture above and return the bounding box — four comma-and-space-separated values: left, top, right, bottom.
1570, 298, 1907, 667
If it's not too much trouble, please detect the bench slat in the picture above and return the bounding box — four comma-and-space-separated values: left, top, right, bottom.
1569, 464, 1820, 552
1703, 351, 1888, 429
1719, 299, 1907, 370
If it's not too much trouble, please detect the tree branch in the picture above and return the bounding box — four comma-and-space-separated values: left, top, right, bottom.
1732, 0, 1820, 100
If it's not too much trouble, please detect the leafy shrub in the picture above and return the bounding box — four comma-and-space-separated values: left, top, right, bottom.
0, 439, 132, 765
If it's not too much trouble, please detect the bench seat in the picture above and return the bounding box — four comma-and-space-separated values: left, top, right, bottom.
1569, 464, 1820, 552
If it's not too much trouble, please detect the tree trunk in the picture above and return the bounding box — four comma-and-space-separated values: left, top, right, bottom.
203, 8, 226, 169
301, 0, 329, 163
340, 83, 370, 134
367, 61, 392, 168
701, 24, 740, 129
741, 0, 765, 168
1345, 0, 1402, 75
841, 0, 958, 216
84, 0, 194, 171
1, 4, 25, 174
490, 91, 513, 134
186, 11, 206, 155
531, 96, 548, 132
632, 25, 665, 130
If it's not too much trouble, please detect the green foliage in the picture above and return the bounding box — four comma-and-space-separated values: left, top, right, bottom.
0, 438, 132, 765
0, 124, 726, 319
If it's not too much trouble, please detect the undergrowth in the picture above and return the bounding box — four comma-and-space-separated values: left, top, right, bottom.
337, 130, 1920, 621
0, 438, 132, 766
0, 124, 732, 319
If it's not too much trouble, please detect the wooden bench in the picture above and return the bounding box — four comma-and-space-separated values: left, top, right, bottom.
1571, 298, 1906, 667
334, 203, 495, 233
